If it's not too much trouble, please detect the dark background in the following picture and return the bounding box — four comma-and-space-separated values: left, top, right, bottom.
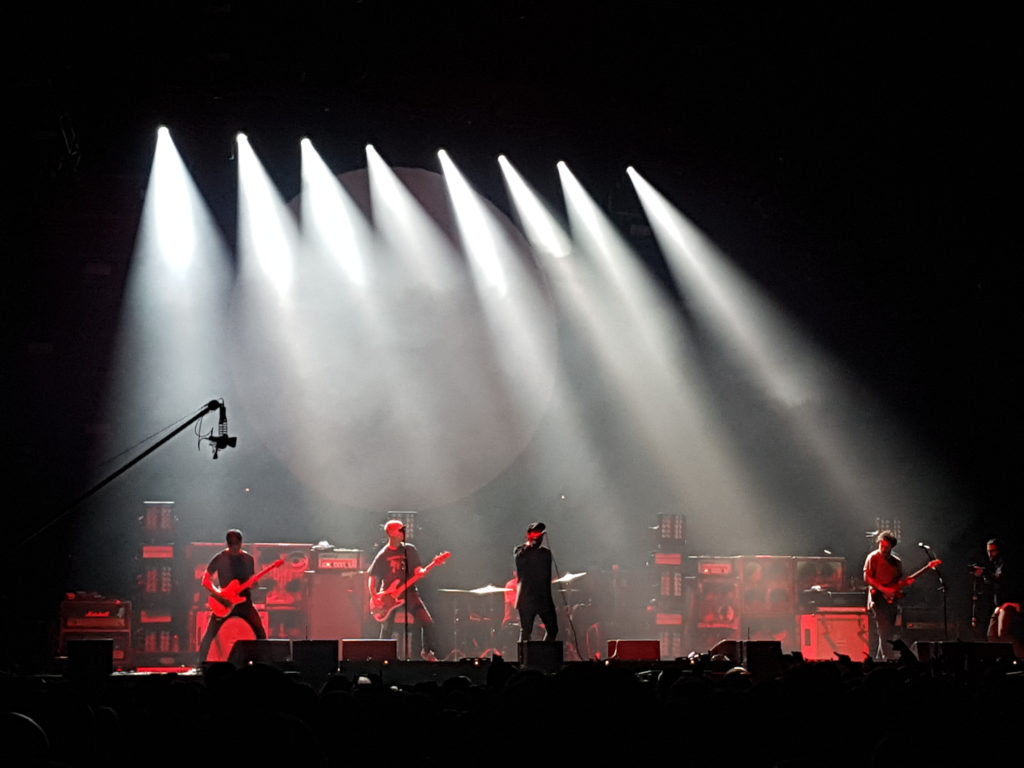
2, 3, 1017, 665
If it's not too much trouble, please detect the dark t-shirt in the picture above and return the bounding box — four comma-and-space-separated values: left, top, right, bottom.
368, 543, 423, 595
514, 543, 554, 608
989, 558, 1021, 606
207, 550, 256, 601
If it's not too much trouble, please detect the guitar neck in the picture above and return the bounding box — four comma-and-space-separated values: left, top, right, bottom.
907, 562, 938, 581
395, 561, 435, 594
387, 554, 450, 598
239, 560, 282, 592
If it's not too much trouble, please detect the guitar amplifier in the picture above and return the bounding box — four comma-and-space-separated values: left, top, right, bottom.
308, 571, 367, 641
314, 548, 363, 571
59, 600, 132, 665
799, 590, 866, 611
799, 610, 869, 661
60, 600, 131, 630
60, 632, 132, 664
738, 556, 796, 616
692, 557, 737, 577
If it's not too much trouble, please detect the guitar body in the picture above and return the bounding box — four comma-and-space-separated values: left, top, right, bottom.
209, 580, 249, 618
370, 551, 452, 623
870, 559, 942, 605
871, 586, 906, 605
208, 557, 284, 618
371, 582, 407, 622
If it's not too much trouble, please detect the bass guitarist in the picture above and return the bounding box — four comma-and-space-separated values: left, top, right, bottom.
864, 530, 940, 661
366, 520, 441, 661
198, 529, 268, 662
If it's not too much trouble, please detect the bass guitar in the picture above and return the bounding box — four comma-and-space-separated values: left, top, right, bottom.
208, 558, 285, 618
371, 551, 452, 622
871, 559, 942, 604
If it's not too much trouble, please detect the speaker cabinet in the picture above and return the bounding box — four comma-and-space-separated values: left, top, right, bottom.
799, 610, 869, 661
292, 639, 339, 683
607, 639, 660, 660
308, 571, 367, 640
226, 639, 292, 667
709, 639, 783, 680
913, 640, 1015, 665
518, 640, 563, 671
66, 639, 113, 678
341, 638, 397, 662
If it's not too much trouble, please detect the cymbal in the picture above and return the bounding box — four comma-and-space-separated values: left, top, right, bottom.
469, 584, 513, 594
437, 584, 512, 595
552, 571, 587, 584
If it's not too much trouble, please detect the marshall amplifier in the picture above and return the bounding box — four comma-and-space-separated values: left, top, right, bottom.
58, 600, 132, 666
60, 600, 131, 630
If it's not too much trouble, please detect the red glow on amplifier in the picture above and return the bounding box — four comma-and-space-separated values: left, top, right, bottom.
142, 545, 175, 559
699, 560, 733, 576
655, 613, 684, 625
318, 556, 359, 570
653, 553, 683, 566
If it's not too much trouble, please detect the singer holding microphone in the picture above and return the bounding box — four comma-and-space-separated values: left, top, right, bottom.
513, 522, 559, 641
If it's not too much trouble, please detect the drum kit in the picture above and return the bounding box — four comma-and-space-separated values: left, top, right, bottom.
437, 571, 595, 660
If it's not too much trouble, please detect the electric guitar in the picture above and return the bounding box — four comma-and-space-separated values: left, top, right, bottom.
870, 559, 942, 604
208, 558, 285, 618
371, 551, 452, 622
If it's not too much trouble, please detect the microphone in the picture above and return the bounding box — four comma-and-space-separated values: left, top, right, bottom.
209, 400, 237, 459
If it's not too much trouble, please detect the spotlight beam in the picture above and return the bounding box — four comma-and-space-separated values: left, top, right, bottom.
627, 165, 940, 522
545, 161, 765, 530
300, 137, 372, 286
498, 154, 571, 258
438, 148, 508, 295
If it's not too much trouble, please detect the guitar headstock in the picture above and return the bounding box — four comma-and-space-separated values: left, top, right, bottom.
432, 551, 453, 566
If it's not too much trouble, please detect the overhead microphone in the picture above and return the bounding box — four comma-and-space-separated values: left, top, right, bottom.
209, 400, 237, 459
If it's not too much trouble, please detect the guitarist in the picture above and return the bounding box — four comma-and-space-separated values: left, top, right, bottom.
198, 529, 267, 662
366, 520, 440, 661
864, 530, 915, 661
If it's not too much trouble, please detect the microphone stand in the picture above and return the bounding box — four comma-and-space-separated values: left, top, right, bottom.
547, 535, 582, 660
920, 544, 948, 640
20, 400, 224, 546
968, 563, 988, 637
403, 542, 411, 661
